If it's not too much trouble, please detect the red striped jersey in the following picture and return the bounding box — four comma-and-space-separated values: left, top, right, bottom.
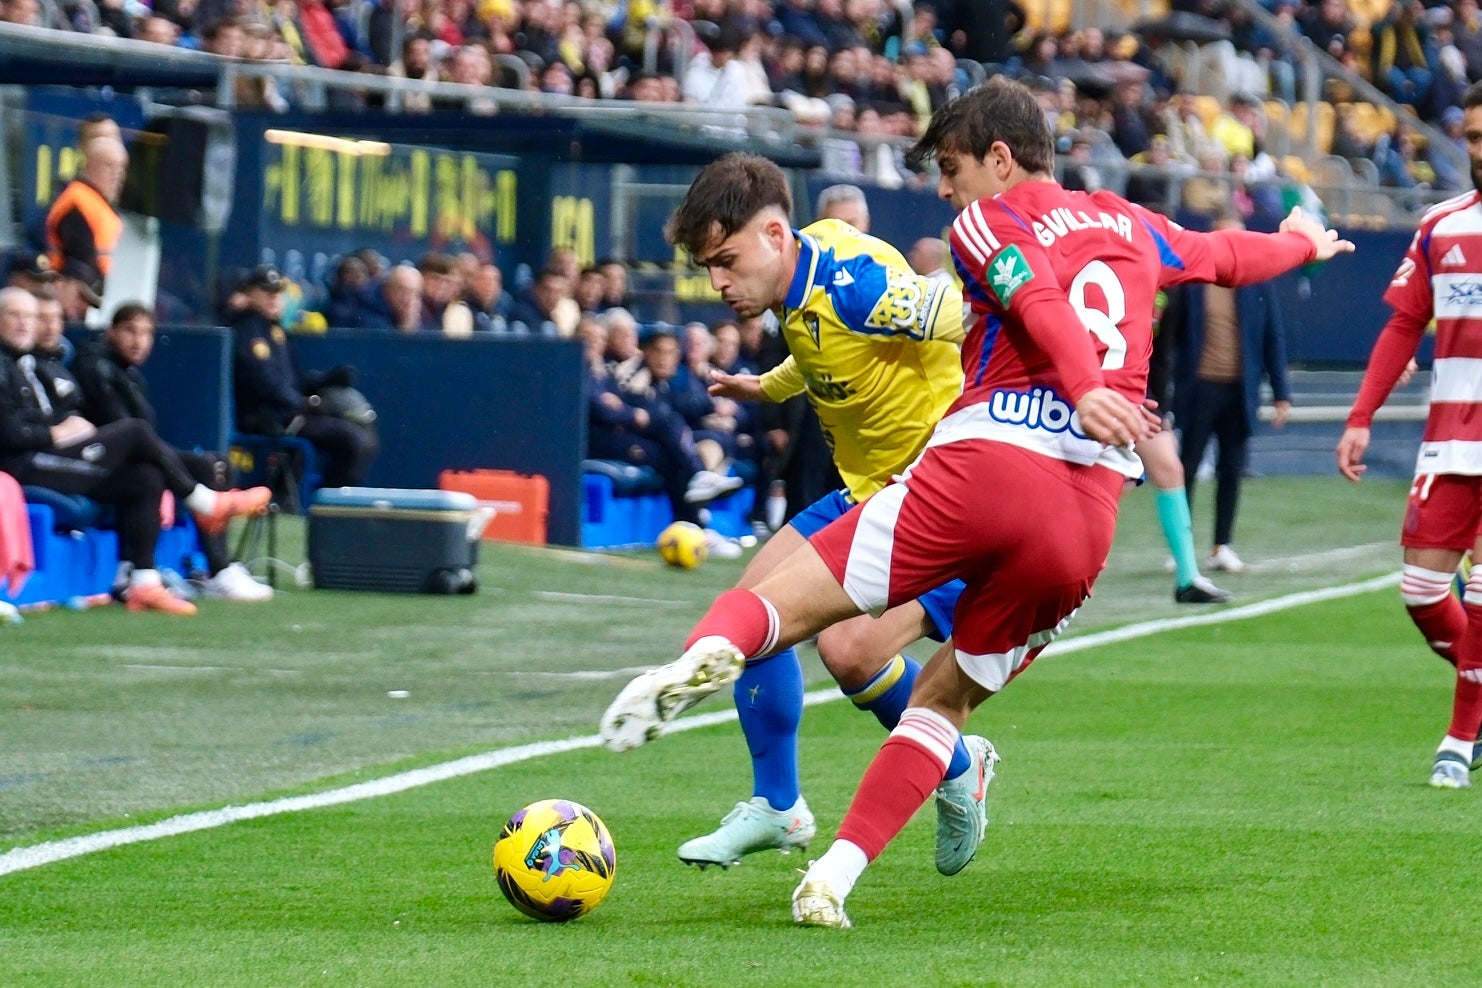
940, 180, 1313, 477
1379, 191, 1482, 475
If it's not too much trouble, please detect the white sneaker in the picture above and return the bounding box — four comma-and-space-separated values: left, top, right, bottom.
684, 470, 745, 505
703, 528, 744, 560
677, 796, 816, 868
934, 735, 999, 876
1205, 544, 1247, 573
202, 562, 274, 602
792, 873, 851, 929
599, 636, 746, 752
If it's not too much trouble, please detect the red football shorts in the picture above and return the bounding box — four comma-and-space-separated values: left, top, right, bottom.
1401, 473, 1482, 551
808, 440, 1123, 692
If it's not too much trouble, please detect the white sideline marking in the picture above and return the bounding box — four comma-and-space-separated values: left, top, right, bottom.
532, 591, 691, 606
0, 571, 1402, 878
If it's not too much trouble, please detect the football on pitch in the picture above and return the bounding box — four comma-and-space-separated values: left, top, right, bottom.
657, 521, 708, 569
492, 799, 617, 922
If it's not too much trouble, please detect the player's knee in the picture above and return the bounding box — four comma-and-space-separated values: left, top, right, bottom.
816, 622, 885, 687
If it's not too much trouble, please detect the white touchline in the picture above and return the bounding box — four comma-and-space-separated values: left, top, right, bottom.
0, 571, 1402, 878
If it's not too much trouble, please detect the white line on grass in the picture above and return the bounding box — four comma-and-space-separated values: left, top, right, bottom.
0, 571, 1402, 878
532, 591, 692, 606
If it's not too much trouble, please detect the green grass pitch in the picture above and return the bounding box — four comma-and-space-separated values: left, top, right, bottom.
3, 477, 1478, 985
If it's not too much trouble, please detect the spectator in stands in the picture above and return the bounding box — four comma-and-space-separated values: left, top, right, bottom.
1124, 133, 1180, 211
1210, 94, 1261, 164
813, 183, 869, 228
508, 267, 578, 337
0, 0, 39, 26
1371, 0, 1437, 114
45, 135, 127, 317
389, 33, 439, 113
73, 303, 273, 602
1108, 78, 1153, 159
352, 263, 424, 334
941, 0, 1025, 69
136, 16, 181, 46
907, 237, 948, 280
30, 289, 72, 367
321, 255, 371, 329
597, 259, 631, 311
1330, 103, 1376, 166
1299, 0, 1354, 57
574, 266, 607, 314
581, 321, 744, 549
1061, 134, 1104, 192
603, 308, 640, 367
466, 261, 515, 332
0, 288, 271, 614
417, 252, 474, 336
230, 266, 377, 488
1457, 0, 1482, 83
1433, 104, 1469, 190
298, 0, 354, 70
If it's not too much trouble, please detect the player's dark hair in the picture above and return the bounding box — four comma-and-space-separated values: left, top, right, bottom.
665, 152, 793, 259
1464, 81, 1482, 112
908, 77, 1055, 176
110, 301, 154, 327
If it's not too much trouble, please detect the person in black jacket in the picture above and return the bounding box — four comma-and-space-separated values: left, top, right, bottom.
0, 288, 270, 614
230, 266, 377, 488
73, 303, 273, 601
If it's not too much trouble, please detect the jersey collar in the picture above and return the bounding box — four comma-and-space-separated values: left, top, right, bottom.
784, 228, 822, 311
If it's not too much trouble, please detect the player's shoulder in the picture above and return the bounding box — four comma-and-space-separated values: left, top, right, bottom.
1419, 190, 1481, 234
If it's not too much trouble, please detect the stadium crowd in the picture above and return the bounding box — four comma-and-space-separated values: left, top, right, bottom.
4, 0, 1480, 200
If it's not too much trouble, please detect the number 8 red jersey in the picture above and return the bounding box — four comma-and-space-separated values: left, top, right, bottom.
943, 181, 1315, 478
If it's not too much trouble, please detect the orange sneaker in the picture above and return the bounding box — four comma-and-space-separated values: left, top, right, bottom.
125, 583, 198, 616
195, 486, 273, 535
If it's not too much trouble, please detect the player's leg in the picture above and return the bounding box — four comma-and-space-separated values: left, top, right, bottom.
1209, 389, 1248, 558
676, 522, 815, 867
792, 448, 1122, 927
1137, 429, 1230, 603
1398, 474, 1482, 788
816, 586, 991, 875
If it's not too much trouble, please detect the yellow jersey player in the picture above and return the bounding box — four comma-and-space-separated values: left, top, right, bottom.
601, 153, 1000, 881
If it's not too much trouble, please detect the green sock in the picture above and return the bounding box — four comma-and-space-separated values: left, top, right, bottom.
1156, 486, 1200, 588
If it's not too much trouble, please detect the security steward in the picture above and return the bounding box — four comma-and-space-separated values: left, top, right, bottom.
230, 266, 377, 489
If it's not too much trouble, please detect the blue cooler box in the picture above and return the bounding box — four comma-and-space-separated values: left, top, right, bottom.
308, 487, 480, 594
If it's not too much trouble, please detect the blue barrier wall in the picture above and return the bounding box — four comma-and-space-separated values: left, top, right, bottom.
288, 332, 586, 545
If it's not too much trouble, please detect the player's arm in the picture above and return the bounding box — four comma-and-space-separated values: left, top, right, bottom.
1337, 240, 1432, 482
828, 247, 965, 344
1148, 207, 1351, 288
708, 356, 806, 403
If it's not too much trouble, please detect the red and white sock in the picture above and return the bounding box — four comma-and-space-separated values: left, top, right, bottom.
683, 588, 780, 659
1401, 564, 1465, 665
835, 707, 959, 861
1446, 569, 1482, 743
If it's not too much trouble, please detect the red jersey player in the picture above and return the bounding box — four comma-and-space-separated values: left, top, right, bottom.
603, 78, 1354, 928
1337, 82, 1482, 790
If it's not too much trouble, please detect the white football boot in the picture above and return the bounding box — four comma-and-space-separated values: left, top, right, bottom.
677, 796, 815, 868
600, 636, 745, 752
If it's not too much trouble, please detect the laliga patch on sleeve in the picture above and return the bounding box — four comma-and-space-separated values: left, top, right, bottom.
988, 245, 1033, 306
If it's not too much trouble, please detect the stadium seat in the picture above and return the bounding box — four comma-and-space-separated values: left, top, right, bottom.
580, 460, 755, 550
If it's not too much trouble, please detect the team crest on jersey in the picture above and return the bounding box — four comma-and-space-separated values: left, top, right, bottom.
988, 246, 1033, 306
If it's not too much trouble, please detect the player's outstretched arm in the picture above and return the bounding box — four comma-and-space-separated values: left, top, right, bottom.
1277, 206, 1356, 262
1336, 426, 1370, 483
708, 369, 766, 402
